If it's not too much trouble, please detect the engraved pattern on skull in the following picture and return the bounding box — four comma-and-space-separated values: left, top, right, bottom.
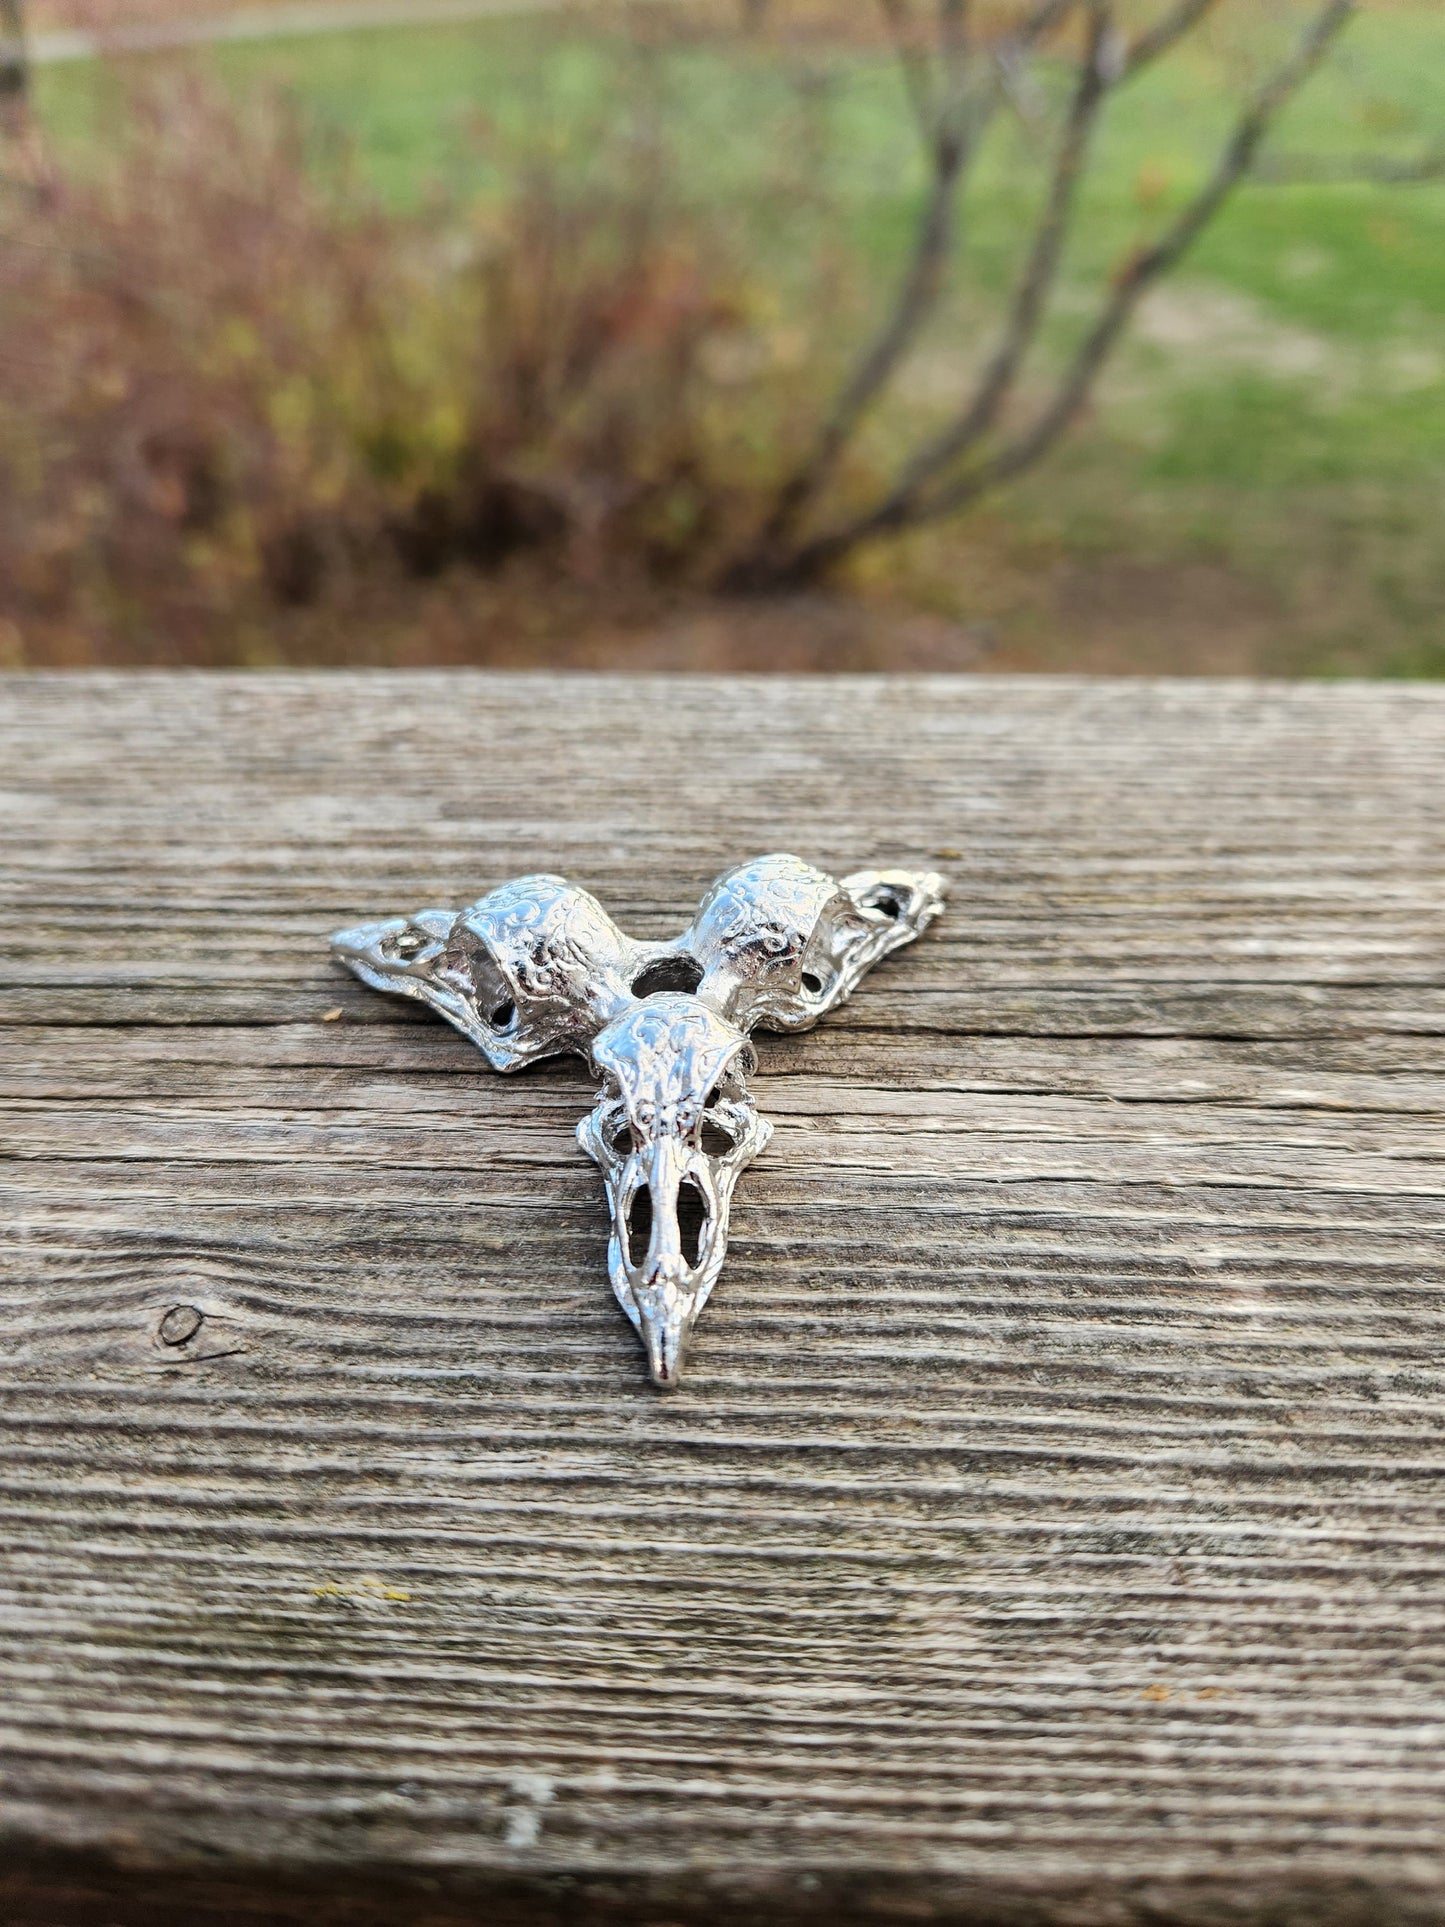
686, 853, 931, 1033
448, 875, 637, 1065
332, 875, 640, 1069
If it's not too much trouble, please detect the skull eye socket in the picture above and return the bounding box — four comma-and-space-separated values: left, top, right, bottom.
800, 970, 825, 995
439, 935, 518, 1033
863, 886, 904, 921
627, 1187, 653, 1266
677, 1178, 707, 1267
700, 1115, 738, 1156
607, 1115, 633, 1154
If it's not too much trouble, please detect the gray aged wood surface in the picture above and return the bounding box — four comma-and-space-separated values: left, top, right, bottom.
1, 673, 1443, 1927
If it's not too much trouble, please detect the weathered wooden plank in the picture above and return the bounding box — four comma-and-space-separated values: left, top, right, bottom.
1, 674, 1444, 1926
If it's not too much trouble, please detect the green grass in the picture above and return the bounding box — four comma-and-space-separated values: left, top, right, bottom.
31, 4, 1445, 673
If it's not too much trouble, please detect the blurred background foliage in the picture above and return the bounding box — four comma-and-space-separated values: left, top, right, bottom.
1, 0, 1441, 671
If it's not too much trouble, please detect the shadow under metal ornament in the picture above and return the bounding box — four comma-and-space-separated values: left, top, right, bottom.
331, 855, 944, 1388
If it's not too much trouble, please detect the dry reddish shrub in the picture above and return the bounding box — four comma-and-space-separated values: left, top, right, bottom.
0, 70, 804, 664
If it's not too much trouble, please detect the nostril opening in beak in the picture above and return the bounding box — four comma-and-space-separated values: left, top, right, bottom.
677, 1177, 707, 1267
627, 1188, 653, 1267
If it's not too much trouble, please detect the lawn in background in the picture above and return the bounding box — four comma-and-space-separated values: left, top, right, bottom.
31, 4, 1445, 674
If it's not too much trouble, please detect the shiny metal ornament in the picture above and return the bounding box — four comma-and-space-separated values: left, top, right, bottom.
331, 855, 944, 1388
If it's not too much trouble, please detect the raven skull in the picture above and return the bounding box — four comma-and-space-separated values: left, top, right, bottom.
331, 854, 943, 1387
578, 994, 770, 1388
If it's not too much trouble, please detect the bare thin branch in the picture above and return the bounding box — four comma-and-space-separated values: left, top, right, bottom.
0, 0, 54, 201
1255, 141, 1445, 184
1122, 0, 1221, 78
936, 0, 972, 119
936, 0, 972, 122
928, 0, 1357, 504
736, 1, 985, 566
1000, 0, 1080, 56
990, 41, 1049, 126
987, 1, 1219, 135
879, 0, 938, 140
779, 0, 1356, 579
841, 1, 1115, 536
0, 0, 28, 123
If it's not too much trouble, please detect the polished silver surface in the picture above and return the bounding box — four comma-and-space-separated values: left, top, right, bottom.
332, 855, 945, 1387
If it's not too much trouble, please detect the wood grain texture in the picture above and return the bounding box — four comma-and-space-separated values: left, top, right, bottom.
1, 673, 1443, 1927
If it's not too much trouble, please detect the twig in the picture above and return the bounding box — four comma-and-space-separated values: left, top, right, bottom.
1, 0, 29, 126
832, 1, 1115, 540
1254, 142, 1445, 185
921, 0, 1358, 516
990, 40, 1048, 127
1122, 0, 1221, 78
0, 0, 56, 202
1000, 0, 1080, 56
733, 1, 985, 570
879, 0, 937, 140
778, 0, 1356, 577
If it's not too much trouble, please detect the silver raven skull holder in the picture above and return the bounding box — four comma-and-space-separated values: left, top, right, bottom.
331, 855, 944, 1387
